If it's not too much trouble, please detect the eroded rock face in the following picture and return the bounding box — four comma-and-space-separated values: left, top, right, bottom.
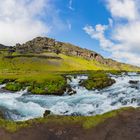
15, 37, 56, 54
15, 36, 105, 63
15, 36, 139, 70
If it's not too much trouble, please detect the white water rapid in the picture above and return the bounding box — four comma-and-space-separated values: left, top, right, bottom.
0, 73, 140, 121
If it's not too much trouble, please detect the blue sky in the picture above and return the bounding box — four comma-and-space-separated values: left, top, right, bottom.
1, 0, 140, 66
48, 0, 111, 57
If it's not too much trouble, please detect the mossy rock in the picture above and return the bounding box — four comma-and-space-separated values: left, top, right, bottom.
5, 82, 24, 91
28, 79, 67, 95
43, 110, 52, 117
82, 71, 116, 90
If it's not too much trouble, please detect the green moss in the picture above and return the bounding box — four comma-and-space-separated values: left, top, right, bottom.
3, 76, 67, 95
27, 77, 66, 95
109, 70, 124, 75
0, 78, 5, 84
0, 119, 30, 132
5, 82, 24, 91
82, 71, 116, 90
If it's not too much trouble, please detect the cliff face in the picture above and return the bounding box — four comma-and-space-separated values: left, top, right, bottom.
15, 37, 106, 63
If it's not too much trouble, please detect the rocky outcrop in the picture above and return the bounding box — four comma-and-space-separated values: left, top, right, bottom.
11, 36, 140, 70
15, 37, 56, 54
14, 37, 105, 63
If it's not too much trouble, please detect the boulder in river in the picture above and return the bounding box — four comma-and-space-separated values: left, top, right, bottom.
43, 110, 52, 117
129, 80, 139, 84
66, 85, 77, 95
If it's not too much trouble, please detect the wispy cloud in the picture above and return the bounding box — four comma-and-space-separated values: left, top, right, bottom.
84, 0, 140, 66
67, 20, 72, 30
68, 0, 74, 11
83, 23, 113, 50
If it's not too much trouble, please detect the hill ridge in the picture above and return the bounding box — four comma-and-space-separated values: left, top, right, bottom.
0, 36, 139, 70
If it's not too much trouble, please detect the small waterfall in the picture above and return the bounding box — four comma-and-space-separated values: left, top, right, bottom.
64, 75, 88, 95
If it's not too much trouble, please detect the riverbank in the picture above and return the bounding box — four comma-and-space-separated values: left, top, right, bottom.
0, 51, 139, 95
0, 72, 140, 121
0, 107, 139, 140
0, 70, 126, 95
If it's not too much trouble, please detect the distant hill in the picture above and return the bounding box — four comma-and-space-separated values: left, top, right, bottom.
9, 36, 138, 71
0, 44, 9, 49
0, 36, 139, 71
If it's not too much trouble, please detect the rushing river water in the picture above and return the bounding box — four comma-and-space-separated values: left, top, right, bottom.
0, 72, 140, 121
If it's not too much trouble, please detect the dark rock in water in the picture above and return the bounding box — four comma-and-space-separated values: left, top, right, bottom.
63, 111, 69, 114
79, 80, 84, 84
129, 80, 140, 89
129, 80, 139, 84
130, 85, 139, 89
121, 100, 128, 105
111, 101, 118, 106
68, 90, 77, 96
43, 110, 52, 117
66, 86, 77, 95
131, 98, 137, 103
71, 112, 82, 116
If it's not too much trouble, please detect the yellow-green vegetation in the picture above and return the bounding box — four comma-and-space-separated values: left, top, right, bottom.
3, 74, 66, 95
0, 107, 134, 132
81, 71, 116, 90
5, 82, 24, 91
28, 78, 66, 95
0, 52, 139, 94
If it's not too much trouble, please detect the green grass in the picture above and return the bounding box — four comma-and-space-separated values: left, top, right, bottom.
0, 53, 139, 94
2, 73, 67, 95
5, 82, 24, 91
28, 78, 66, 95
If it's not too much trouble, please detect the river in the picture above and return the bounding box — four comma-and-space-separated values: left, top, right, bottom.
0, 72, 140, 121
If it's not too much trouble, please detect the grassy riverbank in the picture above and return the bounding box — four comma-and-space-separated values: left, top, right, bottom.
0, 53, 139, 94
0, 107, 133, 132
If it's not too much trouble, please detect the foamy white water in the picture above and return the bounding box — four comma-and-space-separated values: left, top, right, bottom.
0, 72, 140, 121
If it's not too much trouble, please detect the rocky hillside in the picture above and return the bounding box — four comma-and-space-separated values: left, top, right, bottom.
15, 37, 103, 61
12, 36, 139, 70
0, 36, 138, 71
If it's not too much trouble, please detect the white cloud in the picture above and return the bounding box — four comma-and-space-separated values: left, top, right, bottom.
83, 24, 113, 50
0, 0, 69, 46
84, 0, 140, 66
106, 0, 139, 21
0, 0, 50, 46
